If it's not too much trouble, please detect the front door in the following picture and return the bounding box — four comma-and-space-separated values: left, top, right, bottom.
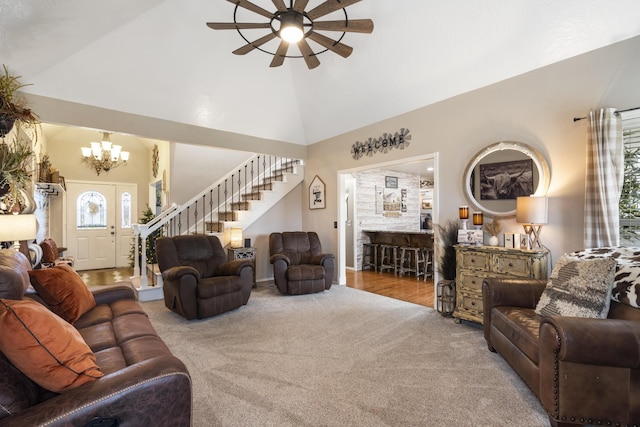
66, 182, 137, 270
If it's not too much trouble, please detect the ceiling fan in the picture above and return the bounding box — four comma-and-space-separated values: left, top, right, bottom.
206, 0, 374, 69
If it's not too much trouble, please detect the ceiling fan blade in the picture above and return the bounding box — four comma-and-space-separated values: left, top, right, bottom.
307, 32, 352, 58
207, 22, 272, 30
226, 0, 274, 19
307, 0, 361, 20
232, 32, 277, 55
298, 39, 320, 69
292, 0, 309, 13
312, 19, 374, 34
270, 40, 290, 67
272, 0, 288, 12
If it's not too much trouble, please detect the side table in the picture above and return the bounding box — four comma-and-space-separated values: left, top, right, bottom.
228, 247, 256, 287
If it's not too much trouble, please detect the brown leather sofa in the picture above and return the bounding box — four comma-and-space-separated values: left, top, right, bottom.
483, 277, 640, 427
0, 250, 191, 426
269, 231, 335, 295
156, 234, 253, 320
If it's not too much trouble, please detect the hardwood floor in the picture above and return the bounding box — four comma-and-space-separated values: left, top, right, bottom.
77, 267, 133, 287
78, 267, 435, 308
346, 270, 435, 308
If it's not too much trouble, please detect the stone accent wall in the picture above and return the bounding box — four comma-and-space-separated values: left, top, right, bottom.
352, 170, 421, 270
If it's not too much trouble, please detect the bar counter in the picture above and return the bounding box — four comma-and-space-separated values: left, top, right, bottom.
362, 230, 434, 248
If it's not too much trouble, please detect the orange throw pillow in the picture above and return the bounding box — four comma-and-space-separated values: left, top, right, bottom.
0, 299, 103, 393
29, 264, 96, 323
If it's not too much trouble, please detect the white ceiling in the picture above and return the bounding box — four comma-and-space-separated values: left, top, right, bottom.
2, 0, 640, 145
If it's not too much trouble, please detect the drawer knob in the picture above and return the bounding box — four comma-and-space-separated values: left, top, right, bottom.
508, 262, 513, 267
471, 301, 476, 306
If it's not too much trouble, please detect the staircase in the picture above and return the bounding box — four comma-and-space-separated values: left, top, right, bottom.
131, 154, 303, 301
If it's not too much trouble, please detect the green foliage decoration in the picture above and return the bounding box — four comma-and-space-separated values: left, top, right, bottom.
129, 206, 164, 267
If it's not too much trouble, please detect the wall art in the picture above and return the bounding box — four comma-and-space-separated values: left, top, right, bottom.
479, 159, 534, 200
351, 128, 411, 160
309, 175, 326, 209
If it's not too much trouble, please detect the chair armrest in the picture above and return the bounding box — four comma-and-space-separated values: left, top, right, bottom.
482, 278, 547, 344
310, 253, 335, 266
540, 316, 640, 368
91, 285, 136, 306
539, 316, 640, 424
161, 265, 200, 282
270, 254, 291, 266
1, 356, 191, 427
217, 259, 252, 276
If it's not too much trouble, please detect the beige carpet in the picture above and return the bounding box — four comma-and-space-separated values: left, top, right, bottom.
141, 284, 548, 427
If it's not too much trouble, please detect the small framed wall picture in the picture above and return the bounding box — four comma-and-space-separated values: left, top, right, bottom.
309, 175, 326, 209
385, 176, 398, 188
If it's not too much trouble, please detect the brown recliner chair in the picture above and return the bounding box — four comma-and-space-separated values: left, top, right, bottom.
156, 235, 253, 320
269, 231, 335, 295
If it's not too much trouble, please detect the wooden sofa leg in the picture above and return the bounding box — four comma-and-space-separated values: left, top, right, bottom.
487, 342, 496, 352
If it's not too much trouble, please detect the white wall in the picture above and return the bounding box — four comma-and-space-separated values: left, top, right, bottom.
169, 142, 253, 205
303, 35, 640, 272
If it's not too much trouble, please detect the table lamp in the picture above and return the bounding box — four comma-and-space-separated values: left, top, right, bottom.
0, 214, 37, 251
516, 196, 548, 249
230, 227, 243, 248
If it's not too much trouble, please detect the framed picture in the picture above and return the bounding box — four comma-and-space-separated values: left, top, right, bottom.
385, 176, 398, 188
309, 175, 325, 209
479, 159, 533, 200
58, 176, 66, 191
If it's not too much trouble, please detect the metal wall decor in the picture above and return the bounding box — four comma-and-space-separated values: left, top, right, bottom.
351, 128, 411, 160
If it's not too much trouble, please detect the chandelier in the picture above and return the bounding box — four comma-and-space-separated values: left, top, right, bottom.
80, 132, 129, 175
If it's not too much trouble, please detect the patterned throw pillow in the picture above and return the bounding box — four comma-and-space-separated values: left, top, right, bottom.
535, 255, 617, 318
571, 246, 640, 308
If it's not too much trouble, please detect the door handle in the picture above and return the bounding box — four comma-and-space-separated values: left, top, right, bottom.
110, 231, 115, 235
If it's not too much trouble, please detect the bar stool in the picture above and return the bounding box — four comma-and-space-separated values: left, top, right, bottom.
379, 244, 399, 274
398, 246, 426, 279
362, 242, 378, 272
421, 247, 434, 281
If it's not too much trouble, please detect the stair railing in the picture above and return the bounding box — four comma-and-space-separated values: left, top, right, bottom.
133, 154, 301, 288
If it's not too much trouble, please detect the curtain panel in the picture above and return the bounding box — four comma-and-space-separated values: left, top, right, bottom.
584, 108, 623, 248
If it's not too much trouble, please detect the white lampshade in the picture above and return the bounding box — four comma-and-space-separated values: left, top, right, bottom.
0, 214, 37, 250
230, 227, 243, 248
516, 196, 548, 225
120, 151, 130, 161
81, 146, 92, 157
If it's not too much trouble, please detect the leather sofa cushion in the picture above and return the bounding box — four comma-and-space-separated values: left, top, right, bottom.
28, 264, 96, 323
287, 265, 325, 282
0, 352, 39, 420
491, 306, 542, 364
0, 298, 103, 393
197, 276, 243, 298
0, 249, 31, 300
74, 298, 147, 330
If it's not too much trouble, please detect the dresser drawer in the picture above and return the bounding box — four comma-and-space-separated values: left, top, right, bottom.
492, 254, 530, 277
459, 251, 489, 271
459, 292, 483, 314
458, 272, 486, 292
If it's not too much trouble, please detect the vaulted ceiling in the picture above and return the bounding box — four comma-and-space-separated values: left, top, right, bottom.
2, 0, 640, 145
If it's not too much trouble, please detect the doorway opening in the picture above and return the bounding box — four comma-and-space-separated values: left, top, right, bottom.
337, 153, 439, 305
66, 181, 138, 270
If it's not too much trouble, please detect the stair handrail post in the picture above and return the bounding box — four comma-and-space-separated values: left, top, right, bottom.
132, 223, 141, 276
140, 235, 148, 288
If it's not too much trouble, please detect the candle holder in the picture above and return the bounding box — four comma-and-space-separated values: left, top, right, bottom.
473, 211, 483, 246
459, 206, 469, 230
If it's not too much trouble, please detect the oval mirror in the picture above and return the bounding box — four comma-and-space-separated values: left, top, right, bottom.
462, 141, 550, 218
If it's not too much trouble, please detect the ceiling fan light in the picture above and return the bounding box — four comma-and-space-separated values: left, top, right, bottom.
281, 24, 303, 43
